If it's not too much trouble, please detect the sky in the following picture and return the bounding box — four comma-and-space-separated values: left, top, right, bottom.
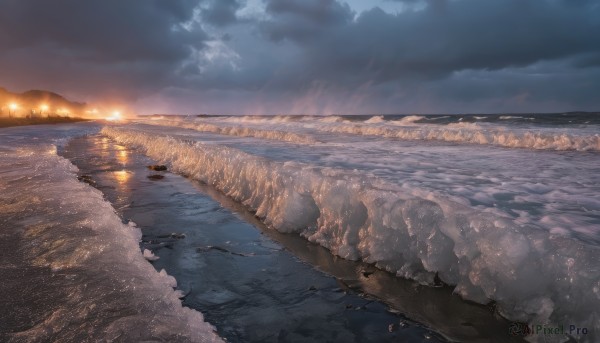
1, 0, 599, 115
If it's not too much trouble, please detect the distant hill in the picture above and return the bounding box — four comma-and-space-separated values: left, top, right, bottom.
0, 87, 86, 118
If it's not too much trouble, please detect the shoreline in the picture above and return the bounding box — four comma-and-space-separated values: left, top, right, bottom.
0, 116, 89, 128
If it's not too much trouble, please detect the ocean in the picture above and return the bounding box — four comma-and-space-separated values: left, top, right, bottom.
0, 113, 598, 342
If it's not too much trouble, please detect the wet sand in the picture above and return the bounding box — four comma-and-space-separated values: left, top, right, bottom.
0, 117, 88, 128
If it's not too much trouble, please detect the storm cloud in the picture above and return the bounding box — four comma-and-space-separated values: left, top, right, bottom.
0, 0, 599, 114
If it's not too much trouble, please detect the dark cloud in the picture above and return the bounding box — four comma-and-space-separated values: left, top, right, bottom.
264, 0, 600, 86
0, 0, 599, 114
0, 0, 204, 63
261, 0, 354, 42
0, 0, 207, 102
200, 0, 243, 27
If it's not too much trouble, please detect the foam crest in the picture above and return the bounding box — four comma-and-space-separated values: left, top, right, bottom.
316, 115, 347, 123
317, 122, 600, 151
215, 115, 299, 123
389, 115, 426, 126
103, 126, 600, 342
141, 118, 318, 144
364, 115, 386, 123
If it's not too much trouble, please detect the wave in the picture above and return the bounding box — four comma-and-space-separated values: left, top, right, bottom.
499, 115, 534, 120
0, 132, 222, 342
187, 115, 599, 151
314, 122, 600, 151
315, 115, 347, 123
102, 126, 600, 340
201, 115, 350, 124
364, 115, 386, 124
141, 118, 318, 144
389, 115, 426, 126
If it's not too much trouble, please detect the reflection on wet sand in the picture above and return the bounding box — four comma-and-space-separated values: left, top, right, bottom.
113, 170, 131, 184
116, 147, 128, 164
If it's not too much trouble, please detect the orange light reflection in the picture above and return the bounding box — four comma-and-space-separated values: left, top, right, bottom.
113, 170, 131, 185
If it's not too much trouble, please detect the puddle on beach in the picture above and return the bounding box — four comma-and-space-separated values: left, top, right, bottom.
60, 134, 524, 343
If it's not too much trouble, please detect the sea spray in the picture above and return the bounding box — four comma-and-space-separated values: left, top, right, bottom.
102, 126, 600, 342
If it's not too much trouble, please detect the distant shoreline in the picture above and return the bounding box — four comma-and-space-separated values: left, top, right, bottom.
0, 116, 89, 128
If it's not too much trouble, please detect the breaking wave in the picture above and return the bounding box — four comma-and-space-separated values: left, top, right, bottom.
313, 122, 600, 151
163, 115, 600, 151
102, 126, 600, 340
141, 118, 318, 144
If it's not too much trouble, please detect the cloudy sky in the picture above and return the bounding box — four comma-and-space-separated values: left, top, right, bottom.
1, 0, 599, 115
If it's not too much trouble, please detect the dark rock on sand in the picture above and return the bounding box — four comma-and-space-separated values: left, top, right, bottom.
77, 174, 95, 185
147, 165, 167, 171
157, 233, 186, 239
147, 174, 165, 180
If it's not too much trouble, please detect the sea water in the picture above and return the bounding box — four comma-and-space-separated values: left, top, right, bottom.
115, 113, 599, 342
60, 134, 457, 342
1, 113, 598, 342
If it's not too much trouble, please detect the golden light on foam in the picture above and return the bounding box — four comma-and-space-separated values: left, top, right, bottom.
118, 150, 128, 163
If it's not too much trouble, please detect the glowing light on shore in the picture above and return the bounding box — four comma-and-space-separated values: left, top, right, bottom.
55, 108, 71, 116
7, 103, 18, 117
40, 104, 49, 111
106, 111, 123, 121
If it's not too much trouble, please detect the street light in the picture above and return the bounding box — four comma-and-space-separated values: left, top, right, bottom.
8, 103, 18, 118
40, 104, 49, 116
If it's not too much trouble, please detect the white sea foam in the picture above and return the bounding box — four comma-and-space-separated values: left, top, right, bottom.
186, 115, 600, 151
314, 122, 600, 151
364, 115, 386, 124
389, 115, 426, 126
143, 248, 160, 261
0, 125, 222, 343
139, 118, 317, 144
499, 115, 534, 120
103, 126, 600, 342
317, 115, 347, 123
